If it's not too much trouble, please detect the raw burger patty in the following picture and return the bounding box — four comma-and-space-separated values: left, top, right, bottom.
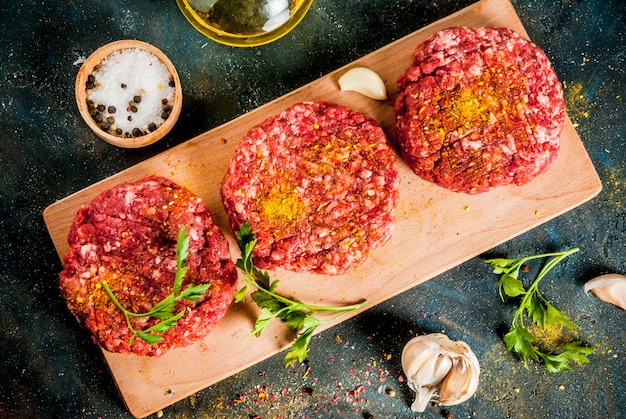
221, 101, 400, 275
60, 176, 237, 357
395, 27, 565, 194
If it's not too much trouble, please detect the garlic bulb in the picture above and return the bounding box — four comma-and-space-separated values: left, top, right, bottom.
401, 333, 480, 412
337, 67, 387, 100
584, 273, 626, 310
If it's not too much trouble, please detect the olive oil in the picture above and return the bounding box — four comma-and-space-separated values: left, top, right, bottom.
190, 0, 294, 34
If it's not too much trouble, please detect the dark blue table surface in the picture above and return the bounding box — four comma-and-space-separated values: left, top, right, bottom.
1, 0, 624, 418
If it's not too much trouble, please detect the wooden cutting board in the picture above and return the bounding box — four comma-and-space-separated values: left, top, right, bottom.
43, 0, 602, 416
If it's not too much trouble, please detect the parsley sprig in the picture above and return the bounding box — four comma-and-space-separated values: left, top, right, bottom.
102, 225, 211, 345
234, 222, 368, 367
485, 248, 594, 372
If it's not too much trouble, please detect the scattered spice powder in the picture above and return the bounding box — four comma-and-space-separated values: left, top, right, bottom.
424, 67, 526, 145
190, 349, 403, 417
527, 322, 579, 355
562, 80, 591, 126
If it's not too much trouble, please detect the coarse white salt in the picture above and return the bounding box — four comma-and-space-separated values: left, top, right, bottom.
86, 48, 175, 137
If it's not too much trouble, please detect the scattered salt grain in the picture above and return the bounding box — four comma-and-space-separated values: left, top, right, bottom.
86, 48, 175, 137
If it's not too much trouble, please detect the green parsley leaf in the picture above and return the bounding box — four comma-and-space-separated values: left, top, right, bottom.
144, 310, 186, 334
503, 324, 539, 367
526, 295, 548, 328
251, 290, 287, 314
486, 248, 594, 372
234, 284, 249, 303
539, 342, 594, 373
284, 327, 316, 367
247, 308, 278, 339
179, 283, 211, 302
500, 273, 526, 300
134, 331, 164, 345
234, 222, 368, 367
545, 301, 578, 329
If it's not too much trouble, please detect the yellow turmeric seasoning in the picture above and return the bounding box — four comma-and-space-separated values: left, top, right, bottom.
435, 70, 526, 134
257, 179, 304, 227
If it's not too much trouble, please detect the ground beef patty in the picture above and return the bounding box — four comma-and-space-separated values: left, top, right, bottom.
60, 176, 237, 357
395, 27, 565, 194
221, 102, 400, 275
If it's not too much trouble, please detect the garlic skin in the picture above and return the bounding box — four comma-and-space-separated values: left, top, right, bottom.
338, 67, 387, 100
584, 273, 626, 310
401, 333, 480, 412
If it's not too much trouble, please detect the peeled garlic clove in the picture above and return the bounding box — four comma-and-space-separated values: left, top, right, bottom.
402, 333, 480, 412
432, 353, 454, 383
584, 273, 626, 310
415, 353, 452, 386
338, 67, 387, 100
402, 342, 433, 374
402, 334, 443, 379
439, 355, 480, 406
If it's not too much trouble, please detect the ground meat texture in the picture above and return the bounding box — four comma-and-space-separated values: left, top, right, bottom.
221, 102, 400, 275
59, 176, 237, 357
395, 27, 565, 194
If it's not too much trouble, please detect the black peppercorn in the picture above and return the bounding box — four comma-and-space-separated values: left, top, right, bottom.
97, 104, 105, 112
133, 95, 142, 103
132, 128, 142, 137
86, 74, 96, 89
108, 106, 116, 114
148, 122, 157, 132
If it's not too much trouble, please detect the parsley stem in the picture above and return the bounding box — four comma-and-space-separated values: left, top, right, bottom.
101, 280, 135, 316
517, 248, 580, 313
248, 277, 367, 313
513, 248, 580, 274
101, 280, 146, 339
101, 281, 171, 318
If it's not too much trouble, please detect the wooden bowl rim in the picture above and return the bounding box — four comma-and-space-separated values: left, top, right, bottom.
75, 40, 183, 148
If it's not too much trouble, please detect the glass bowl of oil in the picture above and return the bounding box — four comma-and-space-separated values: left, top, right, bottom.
176, 0, 313, 47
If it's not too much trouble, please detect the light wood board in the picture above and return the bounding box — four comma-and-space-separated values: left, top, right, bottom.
43, 0, 602, 416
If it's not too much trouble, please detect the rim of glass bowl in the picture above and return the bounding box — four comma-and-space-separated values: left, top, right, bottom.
175, 0, 313, 47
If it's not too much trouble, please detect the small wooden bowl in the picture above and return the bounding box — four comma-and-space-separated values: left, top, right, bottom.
75, 40, 182, 148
